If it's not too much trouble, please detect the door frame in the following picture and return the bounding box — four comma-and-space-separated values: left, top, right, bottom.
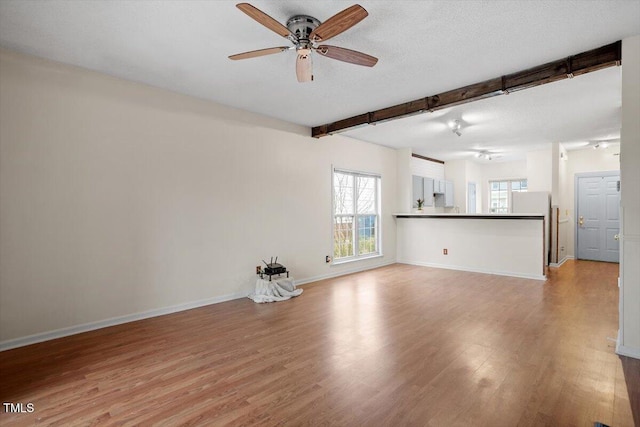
467, 182, 476, 214
574, 170, 620, 261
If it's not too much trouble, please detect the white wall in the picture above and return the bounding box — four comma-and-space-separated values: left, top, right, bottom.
0, 49, 398, 347
557, 144, 570, 262
526, 147, 553, 192
396, 148, 413, 213
619, 35, 640, 359
411, 156, 444, 180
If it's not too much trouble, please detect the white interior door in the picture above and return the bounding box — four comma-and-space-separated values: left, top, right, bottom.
576, 173, 620, 262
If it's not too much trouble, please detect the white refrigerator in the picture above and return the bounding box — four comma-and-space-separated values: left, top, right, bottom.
512, 191, 551, 265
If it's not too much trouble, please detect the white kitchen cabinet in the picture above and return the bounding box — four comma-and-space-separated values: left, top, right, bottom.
435, 180, 454, 207
424, 177, 434, 206
444, 180, 454, 207
412, 175, 436, 208
412, 175, 424, 208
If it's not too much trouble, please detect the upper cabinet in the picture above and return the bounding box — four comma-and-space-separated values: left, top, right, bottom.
424, 178, 434, 206
433, 180, 445, 194
412, 175, 424, 208
435, 180, 454, 208
444, 181, 454, 207
412, 176, 451, 209
412, 175, 435, 208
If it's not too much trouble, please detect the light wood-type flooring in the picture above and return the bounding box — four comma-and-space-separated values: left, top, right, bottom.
1, 260, 639, 426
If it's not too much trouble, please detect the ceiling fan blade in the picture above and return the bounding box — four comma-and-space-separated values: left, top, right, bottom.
229, 46, 290, 60
316, 45, 378, 67
310, 4, 368, 42
236, 3, 292, 38
296, 53, 313, 83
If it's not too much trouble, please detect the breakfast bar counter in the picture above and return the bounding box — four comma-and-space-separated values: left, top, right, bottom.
393, 213, 546, 280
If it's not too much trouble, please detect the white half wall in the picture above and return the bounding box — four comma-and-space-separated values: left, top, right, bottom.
0, 49, 398, 347
396, 217, 545, 280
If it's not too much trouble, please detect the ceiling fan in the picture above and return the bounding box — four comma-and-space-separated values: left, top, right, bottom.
229, 3, 378, 82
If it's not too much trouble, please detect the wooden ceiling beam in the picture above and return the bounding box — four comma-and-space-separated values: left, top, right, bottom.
312, 40, 621, 138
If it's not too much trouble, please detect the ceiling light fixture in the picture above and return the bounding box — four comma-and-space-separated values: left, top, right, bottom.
589, 139, 617, 150
476, 151, 493, 160
449, 120, 462, 136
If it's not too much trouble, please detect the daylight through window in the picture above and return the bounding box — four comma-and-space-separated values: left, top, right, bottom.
333, 169, 381, 261
489, 179, 528, 213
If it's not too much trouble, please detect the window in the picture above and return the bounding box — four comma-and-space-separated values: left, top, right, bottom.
489, 179, 527, 213
333, 169, 381, 261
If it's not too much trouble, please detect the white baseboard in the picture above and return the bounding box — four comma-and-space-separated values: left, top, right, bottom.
296, 259, 397, 286
397, 259, 546, 281
616, 331, 640, 360
0, 291, 246, 352
549, 255, 573, 268
616, 342, 640, 360
0, 259, 397, 352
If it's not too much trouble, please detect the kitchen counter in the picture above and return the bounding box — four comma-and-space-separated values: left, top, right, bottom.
393, 213, 544, 219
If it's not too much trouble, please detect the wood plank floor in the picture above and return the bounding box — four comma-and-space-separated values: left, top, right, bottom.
1, 260, 638, 426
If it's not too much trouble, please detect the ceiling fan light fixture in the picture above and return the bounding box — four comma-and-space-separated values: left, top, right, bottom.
231, 3, 377, 82
297, 47, 311, 57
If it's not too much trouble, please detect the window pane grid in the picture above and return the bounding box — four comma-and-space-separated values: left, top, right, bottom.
358, 215, 377, 255
489, 179, 527, 213
356, 176, 376, 214
333, 170, 380, 260
333, 216, 354, 258
333, 172, 354, 215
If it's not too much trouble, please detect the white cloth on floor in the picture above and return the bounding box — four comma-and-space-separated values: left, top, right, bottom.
248, 277, 302, 303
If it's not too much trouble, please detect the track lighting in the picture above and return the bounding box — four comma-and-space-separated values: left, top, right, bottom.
476, 151, 493, 160
449, 120, 462, 136
590, 139, 617, 150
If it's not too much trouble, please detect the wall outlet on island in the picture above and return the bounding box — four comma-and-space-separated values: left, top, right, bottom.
443, 249, 448, 255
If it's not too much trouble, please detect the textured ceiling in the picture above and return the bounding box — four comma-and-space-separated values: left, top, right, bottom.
0, 0, 639, 161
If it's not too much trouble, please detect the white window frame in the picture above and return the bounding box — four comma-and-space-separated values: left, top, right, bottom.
332, 167, 382, 264
489, 179, 528, 213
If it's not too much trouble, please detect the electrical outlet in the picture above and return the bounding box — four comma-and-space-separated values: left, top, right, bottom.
443, 249, 448, 255
325, 255, 331, 263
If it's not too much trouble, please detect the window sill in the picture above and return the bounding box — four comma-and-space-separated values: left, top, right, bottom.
332, 253, 383, 266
